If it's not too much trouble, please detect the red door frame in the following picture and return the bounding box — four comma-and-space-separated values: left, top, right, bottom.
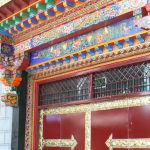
31, 53, 150, 150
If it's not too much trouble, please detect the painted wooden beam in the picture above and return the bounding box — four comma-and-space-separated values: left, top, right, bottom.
95, 47, 103, 54
12, 16, 21, 25
87, 49, 95, 56
10, 28, 17, 34
1, 22, 9, 29
115, 41, 123, 49
136, 35, 145, 43
38, 65, 44, 71
15, 25, 23, 31
20, 12, 30, 19
57, 59, 63, 66
6, 19, 15, 26
125, 38, 134, 46
46, 10, 55, 16
63, 57, 71, 63
71, 54, 78, 61
105, 44, 113, 51
37, 14, 47, 20
56, 5, 65, 12
51, 61, 56, 68
27, 8, 37, 15
65, 1, 75, 7
79, 52, 87, 59
45, 0, 55, 5
44, 63, 50, 69
36, 3, 47, 11
22, 22, 31, 28
29, 18, 38, 24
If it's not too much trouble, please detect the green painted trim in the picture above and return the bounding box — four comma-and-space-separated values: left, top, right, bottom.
36, 3, 46, 11
13, 16, 22, 24
20, 12, 30, 19
6, 19, 15, 26
45, 0, 55, 5
27, 8, 37, 15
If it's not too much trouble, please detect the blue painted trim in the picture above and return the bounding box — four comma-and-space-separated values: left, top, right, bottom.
47, 10, 55, 16
105, 44, 113, 51
56, 6, 65, 12
57, 59, 63, 66
125, 38, 134, 46
115, 42, 123, 49
51, 61, 56, 68
136, 35, 145, 43
31, 68, 37, 73
87, 49, 95, 56
44, 63, 50, 69
79, 52, 86, 59
66, 1, 74, 7
31, 18, 38, 24
95, 47, 103, 54
39, 14, 47, 20
38, 65, 44, 71
71, 55, 78, 61
63, 57, 70, 63
23, 22, 31, 28
0, 30, 11, 36
16, 25, 23, 31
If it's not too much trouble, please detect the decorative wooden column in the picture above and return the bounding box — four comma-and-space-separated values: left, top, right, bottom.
0, 34, 29, 107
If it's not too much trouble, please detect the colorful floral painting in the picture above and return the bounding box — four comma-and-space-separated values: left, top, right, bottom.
30, 18, 143, 65
1, 43, 14, 56
15, 0, 147, 53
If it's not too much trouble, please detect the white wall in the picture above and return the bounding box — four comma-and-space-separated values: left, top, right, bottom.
0, 83, 13, 150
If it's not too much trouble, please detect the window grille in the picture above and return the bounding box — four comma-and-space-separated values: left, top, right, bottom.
93, 62, 150, 98
39, 75, 89, 105
39, 62, 150, 106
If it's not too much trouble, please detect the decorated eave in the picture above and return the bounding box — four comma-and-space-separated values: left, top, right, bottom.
25, 2, 150, 75
0, 0, 86, 35
26, 30, 150, 76
0, 0, 150, 86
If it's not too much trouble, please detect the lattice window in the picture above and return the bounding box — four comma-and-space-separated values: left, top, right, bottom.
93, 62, 150, 98
39, 62, 150, 106
39, 75, 89, 105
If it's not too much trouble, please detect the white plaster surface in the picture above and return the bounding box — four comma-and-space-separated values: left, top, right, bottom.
0, 83, 12, 150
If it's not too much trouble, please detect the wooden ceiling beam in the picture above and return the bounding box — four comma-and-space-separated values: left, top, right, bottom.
0, 10, 7, 18
20, 0, 29, 6
22, 0, 30, 5
6, 5, 15, 14
13, 1, 21, 10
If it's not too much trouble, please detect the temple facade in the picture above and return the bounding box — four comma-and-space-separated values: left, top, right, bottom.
0, 0, 150, 150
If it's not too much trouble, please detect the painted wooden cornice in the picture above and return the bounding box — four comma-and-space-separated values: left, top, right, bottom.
26, 30, 150, 78
0, 0, 88, 35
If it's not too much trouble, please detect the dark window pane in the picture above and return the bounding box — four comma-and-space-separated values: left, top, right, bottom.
39, 75, 89, 105
93, 62, 150, 98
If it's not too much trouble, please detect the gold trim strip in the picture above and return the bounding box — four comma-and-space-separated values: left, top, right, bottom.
43, 96, 150, 115
106, 134, 150, 149
85, 111, 91, 150
38, 110, 44, 150
39, 96, 150, 150
43, 135, 77, 150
